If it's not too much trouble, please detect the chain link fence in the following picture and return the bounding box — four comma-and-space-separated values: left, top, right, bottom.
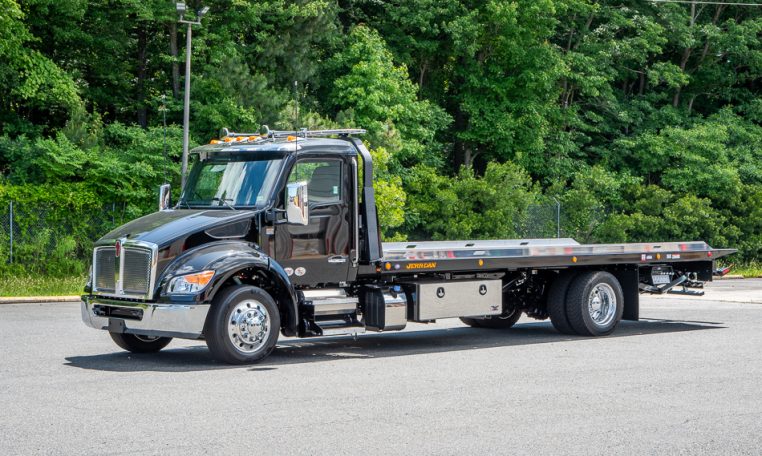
516, 201, 562, 239
0, 201, 130, 272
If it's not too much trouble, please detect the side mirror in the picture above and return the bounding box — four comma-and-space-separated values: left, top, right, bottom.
159, 184, 171, 211
286, 181, 309, 225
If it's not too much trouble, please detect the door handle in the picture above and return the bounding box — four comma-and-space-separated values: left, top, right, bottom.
328, 255, 347, 264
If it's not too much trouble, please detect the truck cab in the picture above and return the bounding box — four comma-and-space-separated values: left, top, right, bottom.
82, 129, 384, 362
81, 128, 734, 364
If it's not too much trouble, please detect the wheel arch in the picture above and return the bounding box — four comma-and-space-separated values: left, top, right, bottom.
159, 240, 299, 337
205, 263, 299, 337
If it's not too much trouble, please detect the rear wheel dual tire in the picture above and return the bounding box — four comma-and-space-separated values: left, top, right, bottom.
565, 271, 624, 336
548, 270, 624, 337
205, 285, 280, 364
109, 333, 172, 353
547, 271, 579, 335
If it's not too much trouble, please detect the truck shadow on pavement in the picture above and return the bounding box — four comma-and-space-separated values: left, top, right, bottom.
63, 318, 724, 373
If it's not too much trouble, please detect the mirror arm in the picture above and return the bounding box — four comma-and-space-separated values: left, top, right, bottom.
268, 208, 288, 224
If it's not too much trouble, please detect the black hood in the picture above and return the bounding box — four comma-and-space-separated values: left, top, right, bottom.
97, 209, 261, 247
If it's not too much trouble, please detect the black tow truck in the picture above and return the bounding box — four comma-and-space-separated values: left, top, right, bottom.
81, 128, 735, 364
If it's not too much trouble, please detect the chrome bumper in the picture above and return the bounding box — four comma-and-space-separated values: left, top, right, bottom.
81, 296, 209, 339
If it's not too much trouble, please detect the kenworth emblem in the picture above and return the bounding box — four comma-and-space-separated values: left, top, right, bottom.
115, 239, 122, 258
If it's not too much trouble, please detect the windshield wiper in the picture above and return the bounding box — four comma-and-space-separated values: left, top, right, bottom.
211, 197, 236, 211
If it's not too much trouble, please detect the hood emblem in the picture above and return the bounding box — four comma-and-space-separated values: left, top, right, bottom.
115, 240, 122, 258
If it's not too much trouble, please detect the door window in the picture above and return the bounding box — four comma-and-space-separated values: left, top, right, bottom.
288, 160, 342, 205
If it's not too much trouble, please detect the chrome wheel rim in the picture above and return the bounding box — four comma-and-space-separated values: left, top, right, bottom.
134, 335, 161, 343
228, 300, 271, 354
588, 283, 617, 327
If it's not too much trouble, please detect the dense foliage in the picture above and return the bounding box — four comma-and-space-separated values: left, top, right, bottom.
1, 0, 760, 276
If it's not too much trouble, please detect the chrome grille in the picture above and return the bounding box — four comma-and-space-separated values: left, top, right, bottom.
94, 247, 116, 292
92, 242, 156, 298
122, 248, 152, 295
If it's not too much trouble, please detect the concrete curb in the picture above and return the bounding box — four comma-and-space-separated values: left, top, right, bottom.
0, 296, 81, 305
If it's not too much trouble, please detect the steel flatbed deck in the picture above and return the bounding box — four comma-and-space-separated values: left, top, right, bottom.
359, 239, 735, 276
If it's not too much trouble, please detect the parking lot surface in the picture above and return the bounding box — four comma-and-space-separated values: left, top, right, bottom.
1, 279, 761, 455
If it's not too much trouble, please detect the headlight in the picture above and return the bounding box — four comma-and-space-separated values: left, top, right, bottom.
167, 270, 215, 294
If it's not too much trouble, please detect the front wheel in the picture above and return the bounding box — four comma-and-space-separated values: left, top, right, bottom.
205, 285, 280, 364
109, 333, 172, 353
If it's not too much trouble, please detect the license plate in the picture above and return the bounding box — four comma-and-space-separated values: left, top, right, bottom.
652, 274, 671, 284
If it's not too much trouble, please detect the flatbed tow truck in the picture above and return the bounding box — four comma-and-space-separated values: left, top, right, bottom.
81, 128, 735, 363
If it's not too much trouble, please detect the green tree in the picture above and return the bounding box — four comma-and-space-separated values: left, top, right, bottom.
0, 0, 80, 135
326, 25, 450, 167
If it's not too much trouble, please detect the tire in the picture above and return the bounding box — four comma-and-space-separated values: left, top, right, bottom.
565, 271, 624, 337
109, 332, 172, 353
205, 285, 280, 364
547, 271, 579, 335
460, 308, 522, 329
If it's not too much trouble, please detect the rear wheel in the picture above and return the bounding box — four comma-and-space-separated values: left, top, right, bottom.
205, 285, 280, 364
109, 333, 172, 353
565, 271, 624, 336
460, 308, 522, 329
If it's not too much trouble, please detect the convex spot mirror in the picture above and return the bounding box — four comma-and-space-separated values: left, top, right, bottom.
286, 181, 308, 225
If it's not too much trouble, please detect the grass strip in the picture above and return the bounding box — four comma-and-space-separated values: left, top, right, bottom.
0, 275, 86, 297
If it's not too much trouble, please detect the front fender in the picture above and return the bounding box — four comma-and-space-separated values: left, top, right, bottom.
157, 240, 299, 335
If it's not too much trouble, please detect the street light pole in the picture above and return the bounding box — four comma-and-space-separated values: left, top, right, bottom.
177, 3, 209, 191
181, 20, 192, 190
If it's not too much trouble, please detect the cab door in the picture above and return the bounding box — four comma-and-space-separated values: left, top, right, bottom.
274, 158, 351, 285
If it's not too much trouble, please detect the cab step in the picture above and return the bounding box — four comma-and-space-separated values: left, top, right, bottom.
301, 289, 364, 337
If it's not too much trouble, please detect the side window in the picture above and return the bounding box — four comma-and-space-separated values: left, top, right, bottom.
288, 160, 342, 205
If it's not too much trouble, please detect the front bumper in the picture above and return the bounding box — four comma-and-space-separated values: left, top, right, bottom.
81, 295, 210, 339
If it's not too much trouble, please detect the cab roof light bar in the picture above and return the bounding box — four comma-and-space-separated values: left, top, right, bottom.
220, 126, 366, 139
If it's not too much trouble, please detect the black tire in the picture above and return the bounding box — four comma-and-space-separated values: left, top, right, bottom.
459, 317, 483, 328
565, 271, 624, 337
109, 333, 172, 353
205, 285, 280, 364
460, 309, 522, 329
547, 271, 579, 335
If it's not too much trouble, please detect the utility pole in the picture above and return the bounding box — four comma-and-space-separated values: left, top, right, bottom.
177, 3, 210, 190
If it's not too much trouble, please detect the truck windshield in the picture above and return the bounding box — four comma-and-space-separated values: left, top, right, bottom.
181, 158, 283, 208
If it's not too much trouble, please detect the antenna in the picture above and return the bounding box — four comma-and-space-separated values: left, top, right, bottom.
293, 80, 299, 131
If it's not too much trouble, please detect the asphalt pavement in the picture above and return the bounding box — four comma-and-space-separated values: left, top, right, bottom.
1, 279, 761, 455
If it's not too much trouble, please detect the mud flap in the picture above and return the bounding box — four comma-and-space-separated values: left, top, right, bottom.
614, 269, 639, 321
